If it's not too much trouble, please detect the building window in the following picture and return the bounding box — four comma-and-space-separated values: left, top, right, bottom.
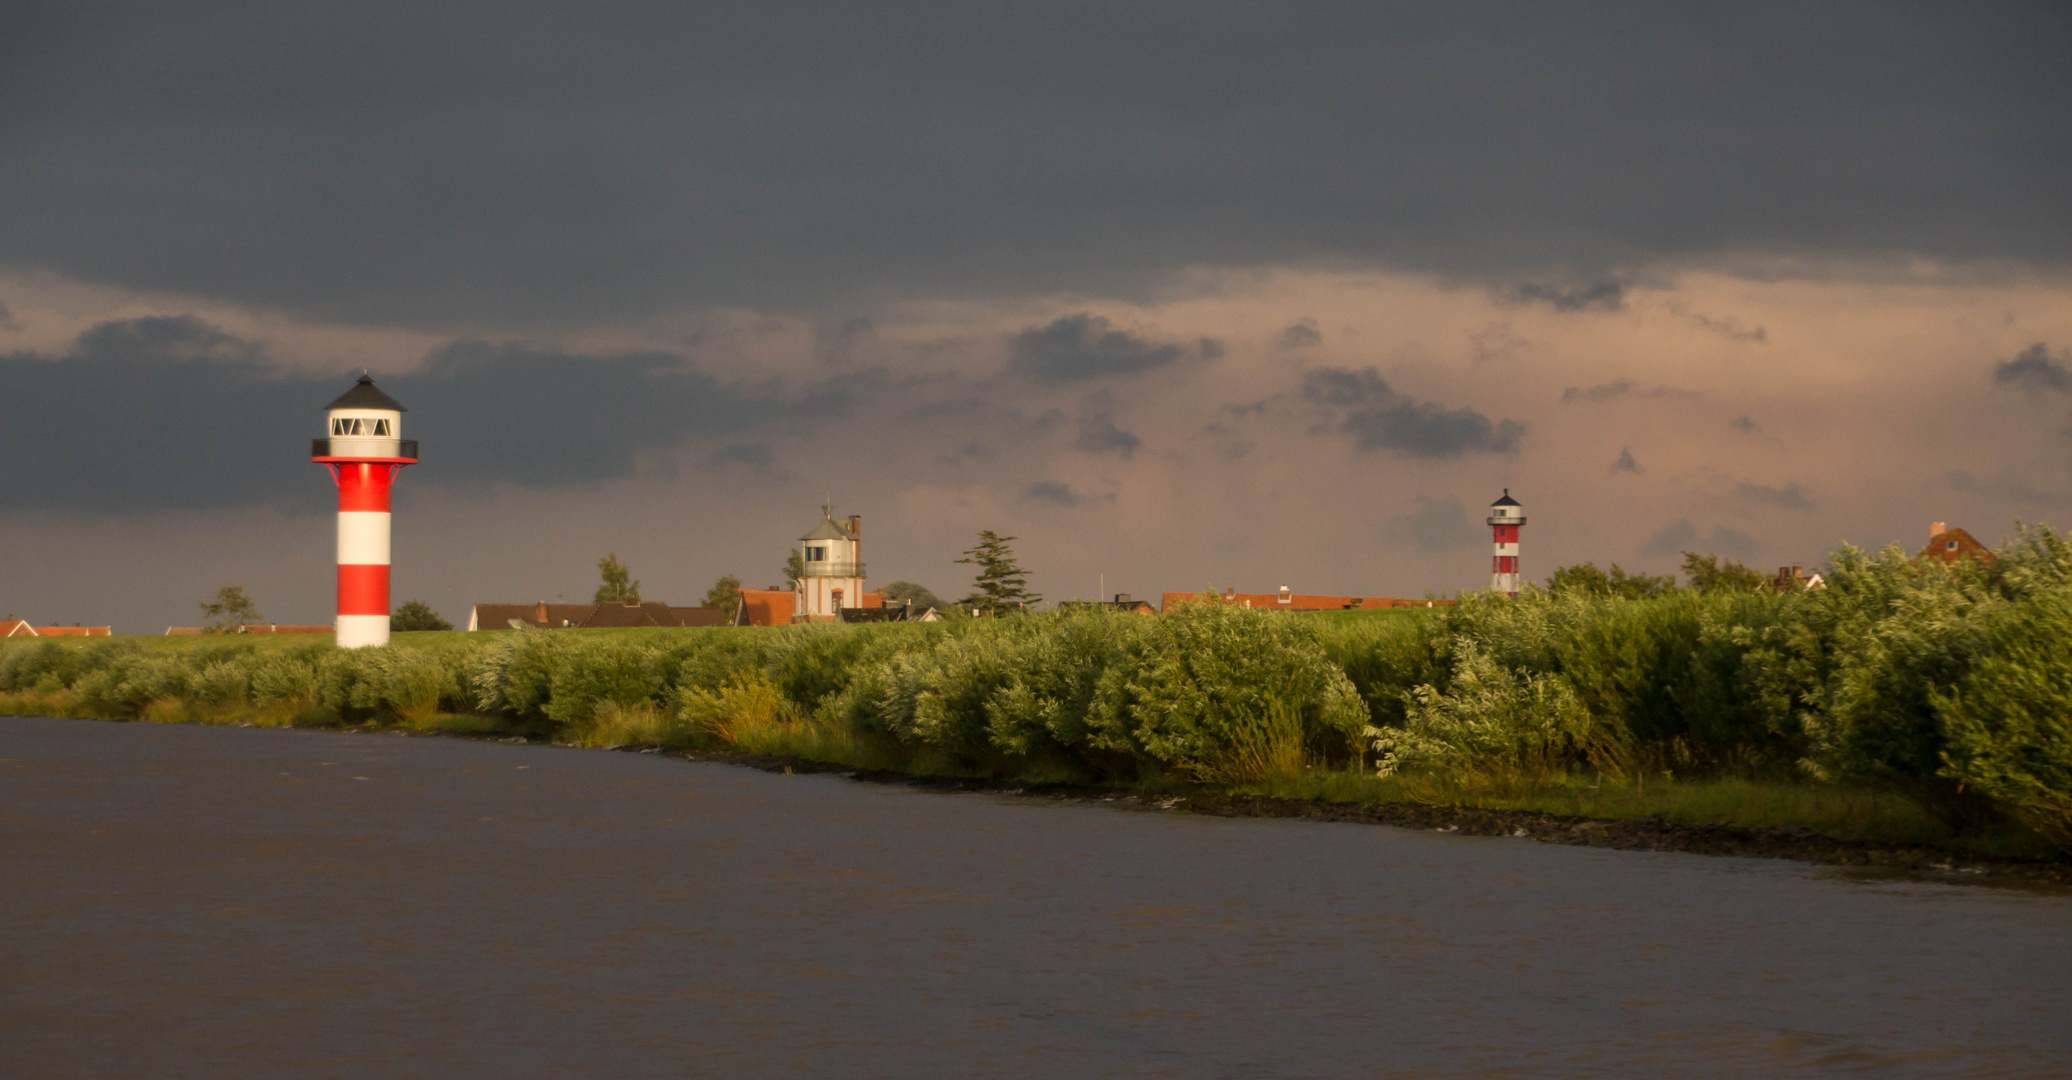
373, 419, 391, 436
1946, 540, 1958, 551
806, 546, 826, 561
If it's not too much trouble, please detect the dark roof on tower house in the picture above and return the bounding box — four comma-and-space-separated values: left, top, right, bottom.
800, 515, 853, 541
1491, 489, 1521, 507
326, 375, 408, 412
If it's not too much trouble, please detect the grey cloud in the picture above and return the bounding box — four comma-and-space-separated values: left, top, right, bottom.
1560, 379, 1701, 404
813, 317, 877, 367
1500, 280, 1627, 313
4, 4, 2065, 326
1009, 314, 1195, 384
0, 297, 15, 330
1612, 448, 1643, 473
0, 316, 858, 513
1280, 319, 1322, 349
1385, 497, 1478, 553
1735, 482, 1812, 511
1992, 342, 2070, 393
1074, 405, 1142, 458
709, 443, 775, 466
1730, 415, 1760, 433
1302, 366, 1523, 457
76, 314, 262, 364
1643, 519, 1759, 560
1676, 307, 1768, 343
1563, 378, 1636, 403
1023, 480, 1112, 508
1467, 322, 1528, 363
1946, 469, 2067, 506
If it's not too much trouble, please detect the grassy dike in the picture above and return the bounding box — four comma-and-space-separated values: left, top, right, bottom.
3, 592, 2066, 879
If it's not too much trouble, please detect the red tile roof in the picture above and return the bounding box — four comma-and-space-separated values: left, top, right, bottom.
734, 589, 796, 627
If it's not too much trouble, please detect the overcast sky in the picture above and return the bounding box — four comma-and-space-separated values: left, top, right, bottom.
3, 1, 2069, 631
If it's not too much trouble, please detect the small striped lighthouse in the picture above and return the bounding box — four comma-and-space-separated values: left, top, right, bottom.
1488, 489, 1525, 598
311, 376, 418, 647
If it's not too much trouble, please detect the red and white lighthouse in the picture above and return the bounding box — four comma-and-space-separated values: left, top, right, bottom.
1488, 489, 1525, 597
311, 376, 418, 647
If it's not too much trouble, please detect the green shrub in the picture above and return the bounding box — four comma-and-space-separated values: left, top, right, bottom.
1936, 584, 2072, 848
1371, 640, 1608, 784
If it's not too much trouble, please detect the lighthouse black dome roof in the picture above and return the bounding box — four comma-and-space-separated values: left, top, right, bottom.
325, 375, 407, 412
1491, 489, 1521, 507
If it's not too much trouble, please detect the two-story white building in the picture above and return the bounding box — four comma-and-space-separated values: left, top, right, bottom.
794, 507, 869, 621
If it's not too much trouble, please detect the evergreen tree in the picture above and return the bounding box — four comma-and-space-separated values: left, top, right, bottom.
956, 530, 1040, 615
595, 553, 641, 603
392, 600, 453, 631
704, 574, 744, 613
200, 585, 263, 632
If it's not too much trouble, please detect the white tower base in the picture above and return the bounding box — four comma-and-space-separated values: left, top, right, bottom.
336, 614, 391, 648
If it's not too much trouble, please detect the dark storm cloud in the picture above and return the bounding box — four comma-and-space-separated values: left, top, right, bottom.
1992, 343, 2071, 393
1023, 481, 1111, 508
1009, 314, 1208, 384
0, 317, 856, 513
4, 2, 2065, 326
1301, 366, 1523, 457
1500, 280, 1628, 313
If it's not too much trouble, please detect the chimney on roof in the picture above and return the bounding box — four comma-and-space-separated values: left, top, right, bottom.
1278, 585, 1291, 604
1931, 521, 1947, 540
536, 601, 547, 625
848, 515, 861, 538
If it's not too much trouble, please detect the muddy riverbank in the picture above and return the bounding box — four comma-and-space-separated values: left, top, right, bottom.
401, 725, 2072, 889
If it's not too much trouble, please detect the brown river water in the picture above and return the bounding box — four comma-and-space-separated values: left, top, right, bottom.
3, 715, 2069, 1078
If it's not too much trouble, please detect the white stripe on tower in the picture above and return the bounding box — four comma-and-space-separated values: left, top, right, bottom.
337, 511, 392, 565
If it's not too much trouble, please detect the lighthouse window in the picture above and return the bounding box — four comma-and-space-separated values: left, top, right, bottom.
372, 419, 391, 436
806, 546, 827, 562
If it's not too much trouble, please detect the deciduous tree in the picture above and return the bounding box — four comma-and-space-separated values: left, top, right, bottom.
595, 553, 641, 603
704, 574, 744, 613
1682, 552, 1770, 593
392, 600, 452, 631
200, 585, 263, 632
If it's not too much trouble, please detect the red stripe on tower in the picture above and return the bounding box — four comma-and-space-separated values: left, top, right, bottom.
337, 564, 392, 615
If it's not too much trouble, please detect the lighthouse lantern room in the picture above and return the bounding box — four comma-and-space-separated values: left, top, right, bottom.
312, 376, 419, 647
1488, 489, 1525, 598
